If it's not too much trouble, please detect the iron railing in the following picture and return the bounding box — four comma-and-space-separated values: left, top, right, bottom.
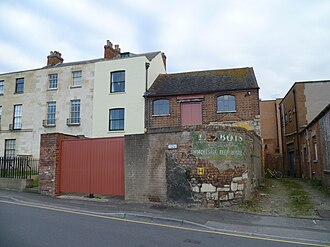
0, 156, 39, 179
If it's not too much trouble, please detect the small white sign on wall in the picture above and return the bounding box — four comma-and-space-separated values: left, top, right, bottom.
167, 144, 178, 150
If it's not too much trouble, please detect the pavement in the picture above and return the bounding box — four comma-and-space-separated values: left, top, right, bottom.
0, 189, 330, 245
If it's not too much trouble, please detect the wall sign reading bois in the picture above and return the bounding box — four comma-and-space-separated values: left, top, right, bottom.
191, 131, 246, 161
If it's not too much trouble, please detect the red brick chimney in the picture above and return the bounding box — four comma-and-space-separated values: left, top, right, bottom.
47, 51, 64, 66
104, 40, 121, 59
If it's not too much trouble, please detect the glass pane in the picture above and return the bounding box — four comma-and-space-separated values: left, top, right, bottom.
109, 109, 124, 130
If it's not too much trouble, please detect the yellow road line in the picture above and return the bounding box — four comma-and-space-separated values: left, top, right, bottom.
0, 200, 328, 247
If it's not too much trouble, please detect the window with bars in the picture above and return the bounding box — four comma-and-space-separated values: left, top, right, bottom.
72, 71, 82, 87
217, 95, 236, 112
111, 71, 125, 93
13, 104, 22, 129
47, 102, 56, 125
69, 99, 80, 125
49, 74, 58, 89
4, 139, 16, 158
15, 78, 24, 93
109, 108, 124, 131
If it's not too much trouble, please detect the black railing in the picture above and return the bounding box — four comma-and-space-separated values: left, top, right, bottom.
0, 157, 39, 179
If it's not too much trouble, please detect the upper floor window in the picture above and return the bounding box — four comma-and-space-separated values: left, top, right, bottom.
13, 104, 22, 129
68, 99, 80, 125
312, 136, 318, 162
0, 80, 4, 95
47, 102, 56, 126
15, 78, 24, 93
217, 95, 236, 112
109, 108, 124, 131
153, 99, 170, 115
111, 71, 125, 93
72, 71, 82, 87
49, 74, 58, 89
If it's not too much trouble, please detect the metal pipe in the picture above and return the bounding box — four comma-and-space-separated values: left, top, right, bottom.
293, 89, 302, 177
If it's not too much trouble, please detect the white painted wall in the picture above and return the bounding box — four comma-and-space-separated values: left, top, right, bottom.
92, 53, 165, 137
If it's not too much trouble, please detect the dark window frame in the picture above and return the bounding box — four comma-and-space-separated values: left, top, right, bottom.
110, 71, 125, 93
4, 139, 16, 158
109, 108, 125, 131
69, 99, 81, 124
15, 78, 24, 94
47, 101, 56, 125
0, 80, 4, 95
72, 71, 82, 87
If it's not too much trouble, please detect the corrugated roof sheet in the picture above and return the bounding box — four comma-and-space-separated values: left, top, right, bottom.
148, 67, 259, 96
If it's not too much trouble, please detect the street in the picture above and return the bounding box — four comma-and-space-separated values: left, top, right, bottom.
0, 200, 326, 247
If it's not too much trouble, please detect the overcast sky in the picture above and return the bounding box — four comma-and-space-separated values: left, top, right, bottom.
0, 0, 329, 100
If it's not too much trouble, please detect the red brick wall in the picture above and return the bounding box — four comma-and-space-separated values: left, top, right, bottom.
39, 133, 79, 196
147, 89, 259, 129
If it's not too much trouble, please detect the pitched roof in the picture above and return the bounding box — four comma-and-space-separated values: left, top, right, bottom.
148, 67, 259, 96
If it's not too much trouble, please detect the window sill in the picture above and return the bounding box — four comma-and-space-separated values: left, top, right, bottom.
47, 88, 58, 91
109, 92, 126, 95
217, 111, 236, 113
108, 130, 125, 133
14, 92, 24, 95
70, 85, 82, 89
152, 114, 170, 117
67, 123, 81, 126
313, 160, 318, 163
43, 124, 56, 128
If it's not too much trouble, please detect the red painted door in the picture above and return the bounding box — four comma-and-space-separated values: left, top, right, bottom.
181, 102, 202, 126
59, 137, 124, 196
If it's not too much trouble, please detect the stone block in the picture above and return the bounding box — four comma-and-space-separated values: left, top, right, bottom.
228, 192, 234, 200
232, 177, 242, 182
219, 194, 228, 201
217, 187, 230, 192
237, 184, 244, 191
235, 191, 243, 198
231, 182, 238, 191
242, 172, 248, 179
201, 183, 216, 192
211, 192, 218, 200
192, 186, 200, 192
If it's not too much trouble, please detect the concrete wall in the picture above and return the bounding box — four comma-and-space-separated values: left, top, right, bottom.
0, 178, 33, 191
125, 125, 261, 207
93, 53, 166, 137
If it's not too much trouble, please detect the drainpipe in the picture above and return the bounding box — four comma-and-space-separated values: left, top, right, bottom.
144, 62, 151, 131
279, 103, 286, 173
274, 101, 280, 152
293, 89, 302, 177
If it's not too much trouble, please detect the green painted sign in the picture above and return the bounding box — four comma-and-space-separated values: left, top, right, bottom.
191, 131, 246, 161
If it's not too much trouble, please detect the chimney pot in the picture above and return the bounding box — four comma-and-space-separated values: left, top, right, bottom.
47, 50, 63, 66
104, 40, 121, 59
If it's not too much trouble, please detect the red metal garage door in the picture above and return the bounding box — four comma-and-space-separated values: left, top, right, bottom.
59, 137, 124, 196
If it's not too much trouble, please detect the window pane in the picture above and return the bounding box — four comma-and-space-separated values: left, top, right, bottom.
16, 78, 24, 93
111, 71, 125, 93
153, 99, 169, 115
0, 80, 4, 94
49, 74, 58, 89
217, 95, 236, 112
109, 108, 124, 130
5, 139, 16, 158
47, 102, 56, 125
13, 104, 22, 129
72, 71, 82, 86
70, 100, 80, 123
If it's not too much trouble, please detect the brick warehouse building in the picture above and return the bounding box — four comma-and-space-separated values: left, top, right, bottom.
144, 67, 260, 134
279, 80, 330, 177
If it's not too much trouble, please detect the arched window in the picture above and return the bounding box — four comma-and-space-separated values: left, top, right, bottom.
217, 95, 236, 112
153, 99, 170, 115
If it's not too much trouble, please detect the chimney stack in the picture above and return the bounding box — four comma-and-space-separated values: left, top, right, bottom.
104, 40, 120, 59
161, 52, 167, 71
47, 51, 64, 66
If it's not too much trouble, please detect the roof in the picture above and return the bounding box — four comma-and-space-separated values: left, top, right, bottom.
147, 67, 259, 96
0, 51, 161, 76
